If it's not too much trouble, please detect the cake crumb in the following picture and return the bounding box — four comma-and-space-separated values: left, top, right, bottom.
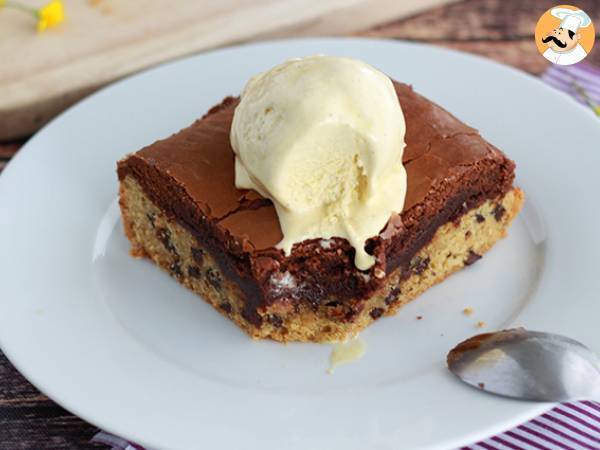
463, 307, 474, 316
478, 382, 485, 390
476, 320, 486, 328
416, 315, 423, 320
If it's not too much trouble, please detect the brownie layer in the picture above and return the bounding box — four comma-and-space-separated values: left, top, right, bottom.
117, 82, 516, 326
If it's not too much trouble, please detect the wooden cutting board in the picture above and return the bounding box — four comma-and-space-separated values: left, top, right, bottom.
0, 0, 452, 139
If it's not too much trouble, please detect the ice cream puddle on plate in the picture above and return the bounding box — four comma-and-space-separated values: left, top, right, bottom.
231, 55, 407, 369
328, 337, 367, 374
230, 55, 408, 271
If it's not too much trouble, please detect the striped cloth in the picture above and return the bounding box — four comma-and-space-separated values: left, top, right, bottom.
465, 401, 600, 450
91, 431, 144, 450
541, 62, 600, 116
91, 62, 600, 450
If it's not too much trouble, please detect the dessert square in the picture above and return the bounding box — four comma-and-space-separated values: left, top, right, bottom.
117, 81, 523, 342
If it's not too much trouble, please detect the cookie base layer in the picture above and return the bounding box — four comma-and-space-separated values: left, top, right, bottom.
119, 175, 524, 343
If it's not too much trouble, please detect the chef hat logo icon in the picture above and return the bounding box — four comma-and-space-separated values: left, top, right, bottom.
535, 5, 595, 66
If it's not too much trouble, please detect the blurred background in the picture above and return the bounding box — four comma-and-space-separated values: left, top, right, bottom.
0, 0, 599, 448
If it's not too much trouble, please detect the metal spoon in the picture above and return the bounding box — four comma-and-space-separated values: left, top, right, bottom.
447, 328, 600, 402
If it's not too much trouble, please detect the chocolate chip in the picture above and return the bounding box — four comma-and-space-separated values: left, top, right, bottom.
344, 310, 357, 321
169, 261, 183, 278
206, 268, 222, 289
220, 302, 232, 314
191, 247, 204, 266
188, 266, 201, 279
410, 256, 430, 275
475, 214, 485, 223
370, 307, 384, 319
465, 230, 472, 240
385, 287, 401, 305
146, 213, 156, 228
267, 314, 283, 328
464, 250, 482, 266
492, 204, 506, 222
242, 308, 262, 326
156, 228, 177, 254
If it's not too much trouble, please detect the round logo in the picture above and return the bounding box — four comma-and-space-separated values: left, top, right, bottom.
535, 5, 595, 66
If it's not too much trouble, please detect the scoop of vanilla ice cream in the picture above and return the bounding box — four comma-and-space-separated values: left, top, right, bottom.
230, 55, 407, 270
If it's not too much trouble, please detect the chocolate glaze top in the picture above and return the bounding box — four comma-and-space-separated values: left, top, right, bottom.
130, 82, 506, 252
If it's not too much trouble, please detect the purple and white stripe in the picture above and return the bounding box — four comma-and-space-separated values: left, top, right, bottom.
464, 401, 600, 450
541, 62, 600, 112
91, 431, 146, 450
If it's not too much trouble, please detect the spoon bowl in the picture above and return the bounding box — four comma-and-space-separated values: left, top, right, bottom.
447, 328, 600, 402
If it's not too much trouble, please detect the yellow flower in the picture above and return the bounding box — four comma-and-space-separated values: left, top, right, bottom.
36, 0, 65, 32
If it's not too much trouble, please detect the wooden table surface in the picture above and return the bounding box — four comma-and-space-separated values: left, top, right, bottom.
1, 0, 599, 448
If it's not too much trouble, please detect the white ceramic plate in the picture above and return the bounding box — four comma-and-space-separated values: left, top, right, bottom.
1, 38, 599, 450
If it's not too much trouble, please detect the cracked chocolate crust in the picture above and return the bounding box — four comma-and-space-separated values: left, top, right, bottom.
117, 81, 517, 327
